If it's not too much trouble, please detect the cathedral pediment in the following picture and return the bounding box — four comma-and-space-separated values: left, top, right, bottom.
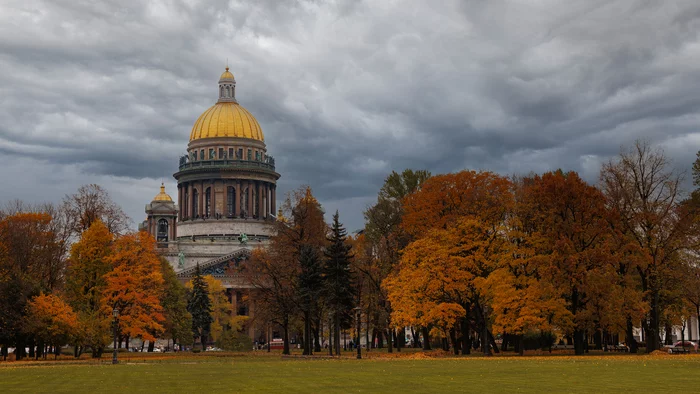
177, 248, 251, 279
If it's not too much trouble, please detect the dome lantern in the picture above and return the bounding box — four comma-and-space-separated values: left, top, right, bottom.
189, 68, 264, 142
218, 66, 236, 103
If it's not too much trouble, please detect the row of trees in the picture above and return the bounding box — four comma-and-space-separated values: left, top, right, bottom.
248, 188, 356, 355
355, 141, 700, 355
0, 185, 243, 360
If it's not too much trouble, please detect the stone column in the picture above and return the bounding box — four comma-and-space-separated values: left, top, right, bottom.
177, 185, 182, 221
211, 180, 216, 218
247, 181, 253, 218
236, 180, 241, 217
257, 182, 263, 219
199, 180, 204, 218
187, 182, 193, 219
272, 185, 276, 216
266, 184, 271, 218
224, 181, 230, 217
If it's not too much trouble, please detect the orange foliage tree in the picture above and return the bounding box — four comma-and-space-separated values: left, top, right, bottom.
64, 220, 114, 357
23, 293, 78, 359
103, 231, 165, 343
519, 171, 623, 355
387, 170, 512, 354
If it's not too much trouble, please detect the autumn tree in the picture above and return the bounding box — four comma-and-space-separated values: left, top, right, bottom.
62, 184, 131, 237
0, 212, 63, 360
198, 275, 247, 344
601, 141, 693, 352
518, 171, 624, 355
363, 169, 430, 351
64, 220, 113, 357
102, 231, 165, 347
23, 293, 78, 359
159, 258, 192, 351
248, 186, 327, 355
387, 170, 512, 355
187, 264, 212, 351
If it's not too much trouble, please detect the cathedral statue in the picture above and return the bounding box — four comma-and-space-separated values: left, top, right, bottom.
239, 233, 248, 245
178, 251, 185, 269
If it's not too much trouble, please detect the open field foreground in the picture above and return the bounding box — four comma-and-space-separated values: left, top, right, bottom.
1, 352, 700, 393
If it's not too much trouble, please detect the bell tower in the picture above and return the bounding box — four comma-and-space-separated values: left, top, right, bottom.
140, 183, 178, 249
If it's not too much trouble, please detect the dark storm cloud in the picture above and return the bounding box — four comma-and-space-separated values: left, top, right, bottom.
1, 0, 700, 230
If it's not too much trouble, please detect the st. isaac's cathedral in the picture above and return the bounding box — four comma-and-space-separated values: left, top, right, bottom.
139, 67, 280, 340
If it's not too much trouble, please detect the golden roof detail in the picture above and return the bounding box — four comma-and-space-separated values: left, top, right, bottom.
153, 183, 173, 202
220, 67, 234, 81
189, 102, 264, 142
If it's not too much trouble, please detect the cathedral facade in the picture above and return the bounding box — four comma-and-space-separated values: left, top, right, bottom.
140, 67, 280, 340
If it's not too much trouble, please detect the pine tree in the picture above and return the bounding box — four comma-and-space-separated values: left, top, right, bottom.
298, 244, 323, 355
187, 264, 212, 351
323, 211, 356, 355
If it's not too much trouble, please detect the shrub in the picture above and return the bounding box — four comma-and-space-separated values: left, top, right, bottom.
216, 330, 253, 352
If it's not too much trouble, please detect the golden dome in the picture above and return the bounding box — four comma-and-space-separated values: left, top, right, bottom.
153, 183, 173, 202
220, 67, 234, 80
189, 102, 264, 142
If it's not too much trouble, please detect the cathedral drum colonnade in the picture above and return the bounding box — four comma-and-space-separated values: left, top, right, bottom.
140, 67, 280, 341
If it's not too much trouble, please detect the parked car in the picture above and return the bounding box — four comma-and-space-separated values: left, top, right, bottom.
673, 341, 698, 351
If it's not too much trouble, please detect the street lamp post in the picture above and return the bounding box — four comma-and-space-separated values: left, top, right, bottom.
112, 307, 119, 365
354, 306, 362, 360
483, 305, 491, 357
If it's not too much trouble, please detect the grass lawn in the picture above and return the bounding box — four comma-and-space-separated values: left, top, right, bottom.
1, 351, 699, 393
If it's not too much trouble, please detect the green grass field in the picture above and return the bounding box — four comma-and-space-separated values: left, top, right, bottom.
1, 351, 699, 393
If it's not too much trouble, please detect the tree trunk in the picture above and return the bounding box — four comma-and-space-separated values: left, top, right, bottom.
574, 329, 585, 355
334, 313, 341, 356
647, 289, 661, 352
664, 323, 673, 345
302, 311, 310, 355
396, 328, 403, 352
518, 335, 524, 356
594, 329, 602, 350
626, 317, 638, 353
487, 329, 500, 354
422, 326, 431, 351
148, 340, 155, 353
461, 316, 470, 355
328, 317, 334, 356
282, 317, 290, 355
365, 315, 371, 352
313, 318, 321, 353
449, 327, 459, 355
387, 327, 393, 353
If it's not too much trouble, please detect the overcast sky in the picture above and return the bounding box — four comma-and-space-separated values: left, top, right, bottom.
1, 0, 700, 231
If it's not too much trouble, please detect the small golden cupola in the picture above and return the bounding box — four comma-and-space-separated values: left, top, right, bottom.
153, 183, 173, 202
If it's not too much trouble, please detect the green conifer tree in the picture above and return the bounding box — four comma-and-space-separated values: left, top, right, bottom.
323, 211, 356, 355
187, 264, 212, 351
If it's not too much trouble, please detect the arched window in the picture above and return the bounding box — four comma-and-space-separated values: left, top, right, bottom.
220, 86, 224, 98
227, 186, 235, 217
157, 219, 168, 242
225, 86, 230, 97
205, 187, 211, 217
192, 189, 199, 218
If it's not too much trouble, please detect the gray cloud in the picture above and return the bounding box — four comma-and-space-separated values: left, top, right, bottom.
1, 0, 700, 231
